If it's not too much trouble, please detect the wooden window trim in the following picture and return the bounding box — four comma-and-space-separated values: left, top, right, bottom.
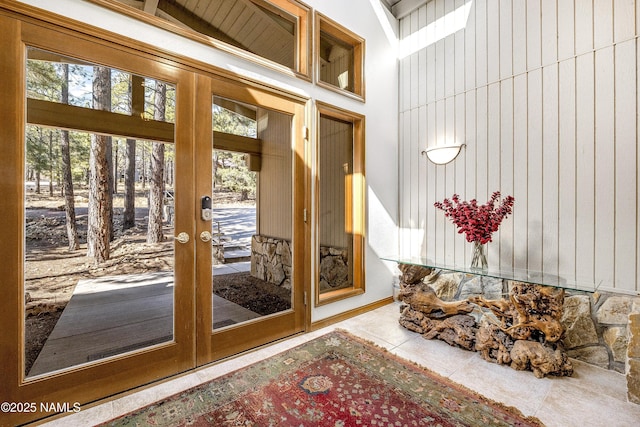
86, 0, 313, 81
315, 102, 366, 306
315, 12, 365, 101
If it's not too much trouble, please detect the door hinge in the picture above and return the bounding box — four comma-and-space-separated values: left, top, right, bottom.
303, 208, 308, 223
303, 126, 310, 140
304, 291, 308, 306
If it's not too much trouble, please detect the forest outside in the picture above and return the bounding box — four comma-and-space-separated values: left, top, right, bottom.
23, 48, 258, 375
24, 181, 253, 375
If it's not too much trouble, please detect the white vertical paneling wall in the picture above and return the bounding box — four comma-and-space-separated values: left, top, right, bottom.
257, 108, 292, 240
398, 0, 639, 294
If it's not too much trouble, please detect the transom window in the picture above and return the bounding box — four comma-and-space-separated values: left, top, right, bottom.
92, 0, 312, 78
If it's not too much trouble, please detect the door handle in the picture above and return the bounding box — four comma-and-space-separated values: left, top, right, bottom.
200, 231, 212, 242
175, 232, 190, 244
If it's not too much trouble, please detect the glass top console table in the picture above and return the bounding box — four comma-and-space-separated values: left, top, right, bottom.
382, 255, 595, 378
381, 256, 600, 293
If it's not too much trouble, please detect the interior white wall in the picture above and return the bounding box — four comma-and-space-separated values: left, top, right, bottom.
16, 0, 400, 321
398, 0, 640, 295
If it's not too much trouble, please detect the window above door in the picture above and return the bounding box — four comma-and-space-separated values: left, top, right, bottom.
89, 0, 312, 79
315, 12, 365, 101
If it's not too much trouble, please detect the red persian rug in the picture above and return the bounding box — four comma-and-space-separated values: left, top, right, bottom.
103, 330, 543, 426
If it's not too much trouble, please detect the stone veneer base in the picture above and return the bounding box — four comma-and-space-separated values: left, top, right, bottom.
411, 269, 640, 404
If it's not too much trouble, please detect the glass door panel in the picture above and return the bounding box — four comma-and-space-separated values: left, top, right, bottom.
195, 80, 305, 363
211, 97, 293, 331
24, 49, 178, 378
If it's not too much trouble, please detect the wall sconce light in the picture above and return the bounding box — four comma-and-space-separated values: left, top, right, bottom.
421, 144, 465, 165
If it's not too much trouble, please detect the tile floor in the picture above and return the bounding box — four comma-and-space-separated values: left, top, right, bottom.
38, 302, 640, 427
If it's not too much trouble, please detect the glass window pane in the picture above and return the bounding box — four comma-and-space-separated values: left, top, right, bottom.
317, 13, 364, 98
319, 31, 355, 92
24, 50, 176, 378
318, 114, 354, 294
26, 48, 175, 124
110, 0, 301, 70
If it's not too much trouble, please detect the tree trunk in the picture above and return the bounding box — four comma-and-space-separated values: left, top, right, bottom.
60, 62, 79, 251
123, 75, 144, 231
87, 66, 112, 263
141, 148, 146, 188
48, 130, 54, 196
123, 138, 136, 230
147, 81, 166, 243
61, 129, 79, 251
212, 151, 218, 190
113, 142, 119, 194
106, 134, 114, 241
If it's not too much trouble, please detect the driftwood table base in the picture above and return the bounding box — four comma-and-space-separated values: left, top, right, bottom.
396, 263, 574, 378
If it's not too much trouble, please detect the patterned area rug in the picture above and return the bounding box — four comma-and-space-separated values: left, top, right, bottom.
103, 330, 543, 426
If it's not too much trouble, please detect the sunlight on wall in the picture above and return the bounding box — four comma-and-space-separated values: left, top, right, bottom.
398, 0, 472, 59
368, 0, 399, 49
367, 186, 398, 257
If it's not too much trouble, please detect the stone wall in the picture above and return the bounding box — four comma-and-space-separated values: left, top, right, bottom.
251, 235, 292, 289
422, 270, 640, 376
318, 246, 350, 292
563, 294, 639, 373
250, 235, 349, 292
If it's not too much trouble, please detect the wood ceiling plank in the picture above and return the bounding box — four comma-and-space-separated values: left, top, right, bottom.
217, 1, 246, 35
157, 0, 249, 50
209, 0, 235, 29
238, 0, 294, 39
227, 8, 255, 39
197, 0, 222, 24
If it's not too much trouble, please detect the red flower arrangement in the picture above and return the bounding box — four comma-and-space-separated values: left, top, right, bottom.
434, 191, 515, 244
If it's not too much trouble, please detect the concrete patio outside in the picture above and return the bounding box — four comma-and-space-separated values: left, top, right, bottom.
28, 262, 256, 377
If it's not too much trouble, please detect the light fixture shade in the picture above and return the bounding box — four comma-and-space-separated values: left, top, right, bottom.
421, 144, 465, 165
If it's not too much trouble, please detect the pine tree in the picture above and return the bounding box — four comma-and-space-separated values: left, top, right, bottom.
87, 66, 113, 263
60, 63, 79, 251
147, 81, 166, 243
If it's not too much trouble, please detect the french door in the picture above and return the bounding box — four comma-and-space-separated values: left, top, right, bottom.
0, 13, 307, 426
194, 76, 306, 363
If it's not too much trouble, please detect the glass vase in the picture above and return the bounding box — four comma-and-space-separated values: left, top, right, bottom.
470, 241, 488, 270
